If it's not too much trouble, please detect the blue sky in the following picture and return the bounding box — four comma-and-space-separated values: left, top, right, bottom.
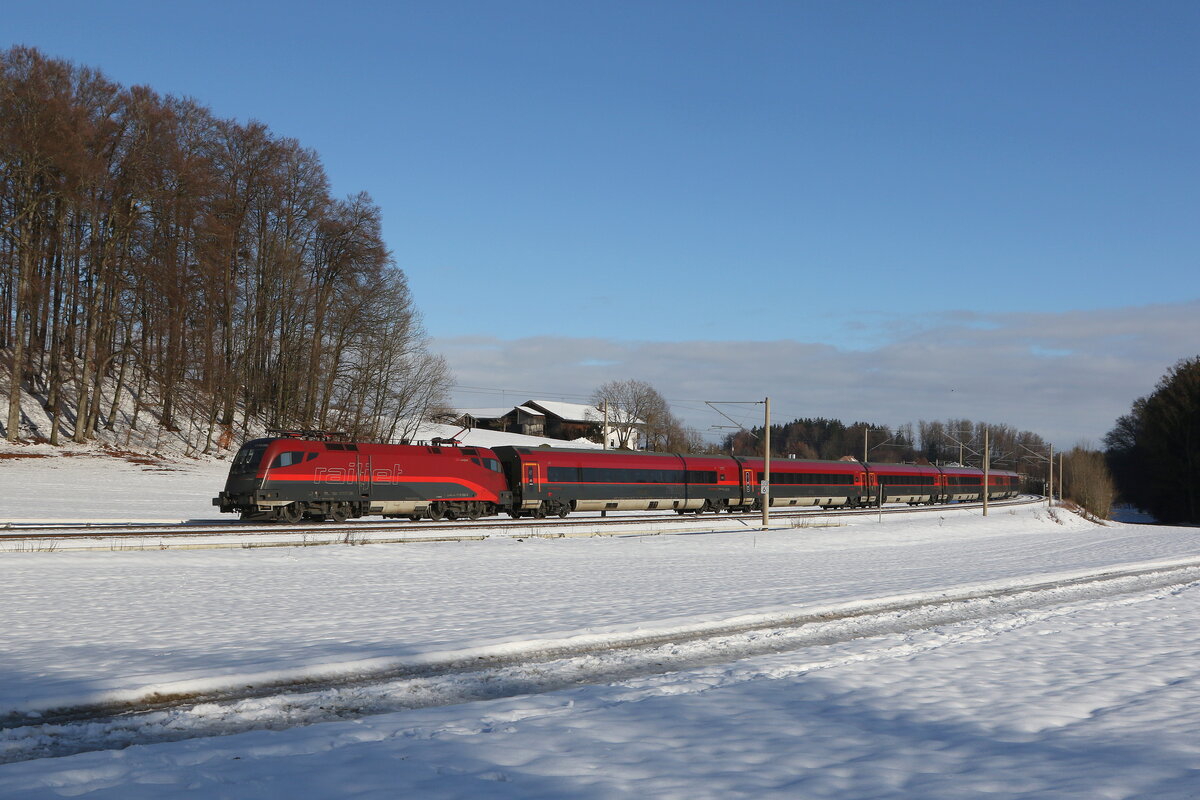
6, 2, 1199, 445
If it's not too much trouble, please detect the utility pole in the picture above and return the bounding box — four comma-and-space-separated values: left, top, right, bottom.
863, 428, 868, 463
762, 397, 771, 530
983, 428, 990, 517
601, 399, 609, 517
1017, 441, 1054, 507
1048, 443, 1054, 507
704, 397, 771, 528
602, 400, 609, 450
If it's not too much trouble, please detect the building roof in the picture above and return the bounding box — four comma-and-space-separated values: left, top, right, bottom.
457, 399, 643, 427
455, 408, 517, 421
523, 400, 604, 423
412, 422, 601, 450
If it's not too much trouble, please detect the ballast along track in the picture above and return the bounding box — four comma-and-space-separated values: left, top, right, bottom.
0, 496, 1043, 551
3, 554, 1198, 763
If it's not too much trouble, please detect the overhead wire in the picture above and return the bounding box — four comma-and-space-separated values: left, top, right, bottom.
448, 381, 787, 441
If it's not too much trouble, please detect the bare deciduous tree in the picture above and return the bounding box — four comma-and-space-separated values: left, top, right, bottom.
1060, 445, 1116, 520
0, 47, 451, 449
591, 379, 682, 450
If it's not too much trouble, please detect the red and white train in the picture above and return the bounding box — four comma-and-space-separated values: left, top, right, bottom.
213, 431, 1021, 522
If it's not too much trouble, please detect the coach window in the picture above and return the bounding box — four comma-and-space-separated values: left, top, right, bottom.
270, 451, 307, 468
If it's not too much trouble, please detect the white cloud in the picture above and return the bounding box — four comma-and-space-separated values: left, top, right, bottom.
434, 301, 1200, 447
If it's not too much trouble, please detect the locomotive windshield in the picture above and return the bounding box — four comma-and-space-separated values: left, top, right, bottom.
231, 441, 269, 474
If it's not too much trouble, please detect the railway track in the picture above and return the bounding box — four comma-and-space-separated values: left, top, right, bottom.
3, 552, 1197, 763
0, 495, 1044, 550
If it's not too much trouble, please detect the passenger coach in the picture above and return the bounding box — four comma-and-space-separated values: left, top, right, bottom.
743, 458, 870, 509
864, 462, 942, 506
490, 446, 745, 517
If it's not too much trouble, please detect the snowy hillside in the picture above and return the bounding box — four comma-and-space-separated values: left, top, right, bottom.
0, 424, 594, 524
2, 450, 1200, 798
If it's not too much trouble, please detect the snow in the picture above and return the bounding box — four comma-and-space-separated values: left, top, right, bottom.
3, 449, 1200, 798
0, 426, 596, 525
0, 448, 229, 524
411, 422, 604, 451
453, 407, 520, 419
522, 400, 605, 423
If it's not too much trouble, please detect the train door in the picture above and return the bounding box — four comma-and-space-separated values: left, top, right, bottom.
743, 469, 754, 506
356, 455, 371, 497
524, 462, 541, 508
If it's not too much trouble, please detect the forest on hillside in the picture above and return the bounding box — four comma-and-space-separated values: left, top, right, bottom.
1105, 357, 1200, 524
724, 417, 1055, 479
0, 46, 449, 450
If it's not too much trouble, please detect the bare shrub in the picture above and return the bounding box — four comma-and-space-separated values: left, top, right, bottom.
1061, 446, 1117, 520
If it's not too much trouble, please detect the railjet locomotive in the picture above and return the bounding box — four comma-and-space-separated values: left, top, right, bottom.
213, 430, 1021, 522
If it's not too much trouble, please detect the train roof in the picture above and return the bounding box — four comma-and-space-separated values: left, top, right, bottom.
862, 462, 941, 473
492, 445, 682, 458
737, 457, 866, 469
239, 436, 499, 454
494, 446, 868, 469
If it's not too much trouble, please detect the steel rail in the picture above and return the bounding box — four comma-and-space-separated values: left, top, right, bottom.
0, 496, 1042, 543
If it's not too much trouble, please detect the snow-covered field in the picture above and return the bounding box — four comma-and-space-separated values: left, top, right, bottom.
2, 446, 1200, 798
0, 423, 591, 525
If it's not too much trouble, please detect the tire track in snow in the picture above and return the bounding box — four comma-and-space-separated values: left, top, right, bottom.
4, 557, 1200, 763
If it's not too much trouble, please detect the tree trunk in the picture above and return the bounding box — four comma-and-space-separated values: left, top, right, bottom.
7, 242, 32, 441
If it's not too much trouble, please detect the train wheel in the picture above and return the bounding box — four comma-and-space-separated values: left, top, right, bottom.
556, 502, 569, 519
408, 514, 422, 522
329, 503, 350, 524
277, 503, 303, 524
428, 504, 445, 521
467, 503, 483, 521
533, 506, 546, 519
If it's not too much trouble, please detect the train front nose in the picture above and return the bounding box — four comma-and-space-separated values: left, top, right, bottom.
214, 474, 261, 508
213, 439, 271, 512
